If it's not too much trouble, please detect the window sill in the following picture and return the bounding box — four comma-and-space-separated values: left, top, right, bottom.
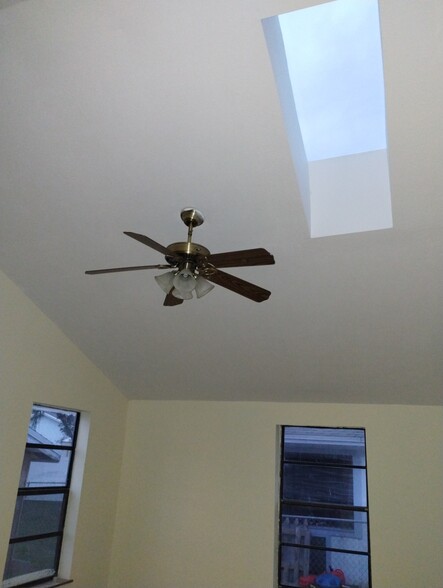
2, 578, 73, 588
33, 580, 73, 588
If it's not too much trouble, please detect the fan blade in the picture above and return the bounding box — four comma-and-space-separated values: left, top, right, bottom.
124, 231, 172, 257
164, 290, 184, 306
206, 248, 275, 269
85, 264, 171, 275
206, 269, 271, 302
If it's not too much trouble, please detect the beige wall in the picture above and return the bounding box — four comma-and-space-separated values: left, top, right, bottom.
2, 267, 442, 588
0, 270, 128, 588
110, 400, 442, 588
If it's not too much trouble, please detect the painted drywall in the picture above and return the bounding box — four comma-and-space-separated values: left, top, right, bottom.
0, 270, 128, 588
309, 149, 393, 237
262, 14, 310, 223
110, 400, 442, 588
2, 266, 441, 588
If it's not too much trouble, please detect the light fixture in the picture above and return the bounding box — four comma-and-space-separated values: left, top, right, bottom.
154, 271, 176, 294
155, 263, 215, 301
171, 288, 193, 300
194, 275, 214, 298
172, 263, 196, 296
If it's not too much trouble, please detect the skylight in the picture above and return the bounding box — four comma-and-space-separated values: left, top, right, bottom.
263, 0, 393, 238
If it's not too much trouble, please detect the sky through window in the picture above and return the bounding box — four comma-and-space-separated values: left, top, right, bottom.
278, 0, 386, 161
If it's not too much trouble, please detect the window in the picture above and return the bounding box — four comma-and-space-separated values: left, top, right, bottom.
277, 427, 371, 588
3, 404, 80, 588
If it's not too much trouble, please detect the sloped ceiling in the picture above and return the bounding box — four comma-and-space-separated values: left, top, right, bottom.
1, 0, 442, 404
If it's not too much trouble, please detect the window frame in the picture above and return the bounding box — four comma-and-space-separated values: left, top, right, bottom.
3, 405, 80, 588
277, 425, 372, 588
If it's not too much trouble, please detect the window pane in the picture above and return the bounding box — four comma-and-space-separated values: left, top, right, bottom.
19, 448, 72, 488
3, 537, 58, 582
282, 463, 367, 507
280, 545, 369, 588
11, 494, 65, 539
29, 405, 78, 447
284, 427, 366, 466
280, 504, 369, 551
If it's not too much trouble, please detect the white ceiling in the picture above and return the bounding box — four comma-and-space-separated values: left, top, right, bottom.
1, 0, 442, 404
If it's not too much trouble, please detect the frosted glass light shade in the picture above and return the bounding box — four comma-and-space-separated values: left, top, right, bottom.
173, 268, 197, 294
171, 288, 193, 300
195, 276, 215, 298
154, 271, 176, 294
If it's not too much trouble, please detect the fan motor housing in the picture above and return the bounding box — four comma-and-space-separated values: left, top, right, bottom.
165, 242, 210, 265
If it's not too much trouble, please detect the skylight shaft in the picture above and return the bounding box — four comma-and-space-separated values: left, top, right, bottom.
278, 0, 387, 161
263, 0, 393, 238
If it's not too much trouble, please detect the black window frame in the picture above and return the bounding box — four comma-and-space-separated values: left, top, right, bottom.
277, 425, 372, 588
3, 404, 80, 588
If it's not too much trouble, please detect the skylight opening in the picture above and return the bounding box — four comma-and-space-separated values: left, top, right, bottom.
263, 0, 393, 238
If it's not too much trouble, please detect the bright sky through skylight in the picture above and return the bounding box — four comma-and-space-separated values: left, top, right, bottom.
279, 0, 387, 161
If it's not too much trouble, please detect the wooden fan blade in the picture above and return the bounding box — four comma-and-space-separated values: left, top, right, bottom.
124, 231, 172, 257
164, 290, 184, 306
85, 264, 171, 275
206, 248, 275, 268
206, 269, 271, 302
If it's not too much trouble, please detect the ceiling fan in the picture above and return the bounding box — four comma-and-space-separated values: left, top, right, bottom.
85, 208, 275, 306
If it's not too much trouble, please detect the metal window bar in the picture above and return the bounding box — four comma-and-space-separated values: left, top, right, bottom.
281, 499, 368, 512
282, 459, 367, 470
